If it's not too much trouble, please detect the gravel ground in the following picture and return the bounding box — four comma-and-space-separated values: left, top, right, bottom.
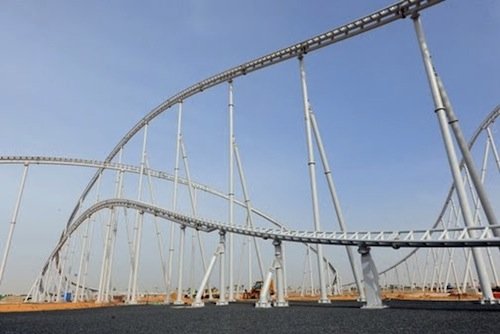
0, 301, 499, 334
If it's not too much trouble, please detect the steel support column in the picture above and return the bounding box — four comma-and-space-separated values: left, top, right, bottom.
216, 230, 228, 306
309, 110, 365, 301
192, 232, 224, 307
436, 76, 499, 235
0, 163, 29, 287
234, 142, 265, 279
174, 226, 186, 305
358, 245, 386, 309
255, 271, 274, 308
127, 123, 149, 304
413, 14, 495, 303
298, 55, 329, 303
272, 239, 288, 307
166, 103, 183, 304
228, 81, 235, 302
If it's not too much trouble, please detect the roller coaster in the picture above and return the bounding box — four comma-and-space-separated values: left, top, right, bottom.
1, 0, 499, 310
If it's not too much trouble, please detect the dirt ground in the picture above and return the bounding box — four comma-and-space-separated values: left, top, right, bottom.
0, 301, 117, 313
0, 291, 482, 313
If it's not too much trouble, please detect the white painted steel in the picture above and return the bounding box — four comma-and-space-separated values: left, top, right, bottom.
309, 109, 365, 301
228, 81, 235, 302
174, 226, 186, 305
53, 199, 500, 251
216, 231, 228, 306
298, 56, 329, 304
436, 76, 499, 235
127, 123, 149, 304
255, 271, 274, 308
273, 239, 288, 307
8, 0, 500, 307
192, 242, 220, 308
0, 164, 28, 287
166, 103, 183, 304
413, 14, 494, 302
358, 246, 386, 309
60, 1, 444, 246
233, 142, 265, 280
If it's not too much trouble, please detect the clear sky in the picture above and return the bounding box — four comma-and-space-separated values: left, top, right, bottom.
0, 1, 499, 294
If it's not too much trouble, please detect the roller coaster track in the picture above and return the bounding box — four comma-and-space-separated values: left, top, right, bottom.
7, 0, 499, 306
0, 155, 341, 287
64, 0, 445, 230
54, 199, 500, 255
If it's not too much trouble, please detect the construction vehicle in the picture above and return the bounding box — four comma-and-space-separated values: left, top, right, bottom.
242, 280, 275, 299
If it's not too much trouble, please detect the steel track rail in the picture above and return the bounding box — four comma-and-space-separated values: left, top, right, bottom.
13, 156, 336, 285
55, 199, 500, 253
65, 0, 445, 228
0, 155, 287, 229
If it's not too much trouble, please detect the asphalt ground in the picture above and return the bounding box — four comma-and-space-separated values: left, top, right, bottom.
0, 301, 499, 334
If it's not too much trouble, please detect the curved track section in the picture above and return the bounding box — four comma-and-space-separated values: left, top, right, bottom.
6, 0, 499, 305
55, 199, 500, 254
0, 155, 283, 228
64, 0, 445, 229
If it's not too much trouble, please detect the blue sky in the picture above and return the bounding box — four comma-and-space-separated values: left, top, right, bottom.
0, 1, 499, 293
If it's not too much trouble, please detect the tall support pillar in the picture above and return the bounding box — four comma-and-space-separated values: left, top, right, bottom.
272, 239, 288, 307
174, 226, 186, 305
412, 14, 495, 303
216, 230, 228, 306
97, 208, 114, 303
358, 245, 386, 309
436, 76, 499, 235
309, 110, 365, 301
127, 122, 149, 304
130, 211, 145, 304
104, 167, 125, 302
248, 236, 252, 290
298, 55, 329, 304
55, 239, 71, 302
166, 103, 183, 304
308, 245, 315, 295
0, 163, 29, 287
281, 243, 289, 298
102, 150, 125, 302
74, 217, 90, 303
227, 80, 235, 302
76, 175, 102, 302
179, 139, 212, 300
234, 142, 266, 279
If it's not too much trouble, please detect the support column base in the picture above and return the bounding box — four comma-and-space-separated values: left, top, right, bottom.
481, 298, 499, 305
255, 301, 272, 308
216, 300, 228, 306
318, 298, 331, 304
361, 304, 388, 310
173, 300, 185, 305
273, 301, 289, 307
126, 300, 138, 305
191, 301, 205, 308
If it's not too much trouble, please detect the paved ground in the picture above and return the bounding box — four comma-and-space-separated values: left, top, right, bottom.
0, 301, 498, 333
